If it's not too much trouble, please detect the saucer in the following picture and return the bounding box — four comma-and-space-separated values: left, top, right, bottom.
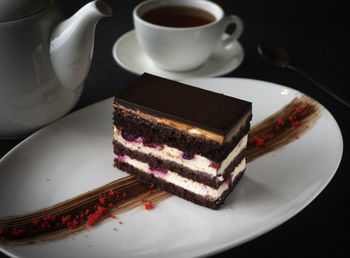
112, 30, 244, 80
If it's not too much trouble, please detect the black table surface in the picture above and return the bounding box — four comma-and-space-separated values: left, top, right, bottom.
1, 0, 349, 257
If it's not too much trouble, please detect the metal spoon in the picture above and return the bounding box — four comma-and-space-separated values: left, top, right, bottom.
257, 44, 350, 109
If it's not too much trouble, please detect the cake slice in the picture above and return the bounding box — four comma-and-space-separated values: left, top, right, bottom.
113, 73, 252, 209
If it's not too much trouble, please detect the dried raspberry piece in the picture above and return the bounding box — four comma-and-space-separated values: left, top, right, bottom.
99, 196, 106, 204
292, 121, 300, 126
44, 215, 56, 223
276, 118, 285, 125
12, 228, 25, 237
144, 201, 154, 210
33, 217, 41, 225
249, 136, 264, 146
61, 215, 71, 224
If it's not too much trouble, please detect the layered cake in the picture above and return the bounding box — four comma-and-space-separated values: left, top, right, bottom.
113, 74, 252, 209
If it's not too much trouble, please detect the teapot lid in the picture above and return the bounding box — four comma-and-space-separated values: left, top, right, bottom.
0, 0, 48, 22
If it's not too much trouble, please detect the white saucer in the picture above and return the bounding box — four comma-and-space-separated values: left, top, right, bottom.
112, 30, 244, 80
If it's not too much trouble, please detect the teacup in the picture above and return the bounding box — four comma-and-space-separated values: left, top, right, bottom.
133, 0, 243, 72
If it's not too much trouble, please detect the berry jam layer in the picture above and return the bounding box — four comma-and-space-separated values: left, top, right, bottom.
113, 127, 247, 188
114, 154, 245, 209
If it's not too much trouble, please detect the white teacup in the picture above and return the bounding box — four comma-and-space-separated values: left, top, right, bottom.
133, 0, 243, 72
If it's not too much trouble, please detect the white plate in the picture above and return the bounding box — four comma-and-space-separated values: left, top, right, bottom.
112, 30, 244, 80
0, 78, 343, 258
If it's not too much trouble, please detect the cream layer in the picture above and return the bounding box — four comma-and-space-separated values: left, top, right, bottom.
114, 127, 247, 179
115, 154, 246, 201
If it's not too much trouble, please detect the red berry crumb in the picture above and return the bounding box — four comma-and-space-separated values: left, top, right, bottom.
292, 121, 300, 126
276, 118, 285, 125
12, 228, 25, 237
249, 136, 264, 146
99, 196, 106, 204
144, 201, 154, 210
61, 215, 71, 224
33, 217, 41, 225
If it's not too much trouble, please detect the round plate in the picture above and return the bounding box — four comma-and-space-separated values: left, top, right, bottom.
112, 30, 244, 80
0, 78, 343, 258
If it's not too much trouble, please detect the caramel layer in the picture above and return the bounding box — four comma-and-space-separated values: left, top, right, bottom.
114, 103, 225, 143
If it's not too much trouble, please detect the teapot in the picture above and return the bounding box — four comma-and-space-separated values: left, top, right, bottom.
0, 0, 112, 138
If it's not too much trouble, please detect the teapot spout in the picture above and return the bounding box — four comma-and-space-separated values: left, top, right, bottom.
50, 0, 112, 90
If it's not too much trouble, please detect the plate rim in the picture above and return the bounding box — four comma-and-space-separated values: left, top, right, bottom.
0, 77, 344, 258
182, 77, 344, 257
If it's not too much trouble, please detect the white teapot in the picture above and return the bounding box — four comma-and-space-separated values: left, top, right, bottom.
0, 0, 112, 138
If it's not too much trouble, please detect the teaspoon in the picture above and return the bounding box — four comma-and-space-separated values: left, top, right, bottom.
257, 44, 350, 109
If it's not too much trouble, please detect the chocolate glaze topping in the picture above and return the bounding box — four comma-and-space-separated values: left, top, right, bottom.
115, 73, 252, 136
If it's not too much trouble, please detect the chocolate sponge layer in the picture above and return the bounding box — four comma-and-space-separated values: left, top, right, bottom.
113, 107, 251, 163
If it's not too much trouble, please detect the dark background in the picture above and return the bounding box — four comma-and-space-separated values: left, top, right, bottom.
1, 0, 349, 257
